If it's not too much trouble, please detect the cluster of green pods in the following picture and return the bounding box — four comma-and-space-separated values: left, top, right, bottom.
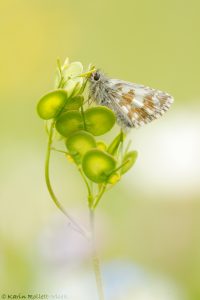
37, 86, 137, 185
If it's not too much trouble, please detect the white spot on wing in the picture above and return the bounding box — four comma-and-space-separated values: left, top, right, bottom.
108, 77, 174, 129
133, 98, 144, 108
121, 106, 129, 114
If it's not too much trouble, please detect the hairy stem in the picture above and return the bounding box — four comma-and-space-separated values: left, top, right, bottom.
45, 121, 89, 239
89, 209, 105, 300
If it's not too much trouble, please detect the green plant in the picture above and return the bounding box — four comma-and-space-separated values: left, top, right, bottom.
36, 58, 138, 300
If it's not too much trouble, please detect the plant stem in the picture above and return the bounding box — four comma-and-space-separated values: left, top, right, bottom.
110, 159, 130, 175
78, 167, 93, 206
80, 104, 87, 130
93, 184, 107, 209
45, 121, 106, 298
51, 147, 70, 155
89, 209, 105, 300
45, 121, 89, 240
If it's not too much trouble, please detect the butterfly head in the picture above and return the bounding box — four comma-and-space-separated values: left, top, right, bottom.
89, 70, 107, 84
88, 70, 110, 105
92, 71, 101, 81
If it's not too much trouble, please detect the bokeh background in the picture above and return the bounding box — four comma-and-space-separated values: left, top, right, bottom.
0, 0, 200, 299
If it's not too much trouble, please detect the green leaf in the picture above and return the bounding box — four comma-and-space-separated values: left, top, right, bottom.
107, 131, 124, 155
66, 131, 96, 164
82, 149, 116, 183
85, 106, 116, 136
55, 111, 83, 137
37, 90, 68, 120
121, 151, 138, 174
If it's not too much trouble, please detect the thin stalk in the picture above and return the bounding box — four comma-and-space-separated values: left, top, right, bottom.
56, 58, 65, 89
51, 147, 70, 155
78, 166, 93, 206
89, 209, 105, 300
45, 121, 89, 240
109, 159, 130, 175
80, 104, 87, 130
124, 139, 132, 155
93, 184, 107, 209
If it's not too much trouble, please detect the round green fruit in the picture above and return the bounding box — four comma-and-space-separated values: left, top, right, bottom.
37, 90, 68, 120
66, 131, 96, 164
55, 111, 83, 137
85, 106, 116, 136
82, 149, 116, 183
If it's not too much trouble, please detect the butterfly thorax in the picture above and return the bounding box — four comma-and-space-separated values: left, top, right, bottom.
89, 71, 115, 105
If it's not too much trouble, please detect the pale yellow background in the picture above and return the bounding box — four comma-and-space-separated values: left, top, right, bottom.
0, 1, 200, 299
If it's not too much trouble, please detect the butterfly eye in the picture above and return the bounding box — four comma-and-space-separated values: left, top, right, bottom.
93, 72, 100, 81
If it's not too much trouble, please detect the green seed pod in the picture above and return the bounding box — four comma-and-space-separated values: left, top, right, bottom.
82, 149, 116, 183
64, 95, 84, 111
107, 172, 121, 184
66, 131, 96, 164
96, 141, 107, 151
84, 106, 116, 136
55, 111, 83, 137
107, 131, 124, 155
37, 90, 68, 120
66, 154, 74, 163
121, 151, 138, 175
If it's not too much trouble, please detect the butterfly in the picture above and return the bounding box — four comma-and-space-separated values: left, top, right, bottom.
88, 70, 174, 129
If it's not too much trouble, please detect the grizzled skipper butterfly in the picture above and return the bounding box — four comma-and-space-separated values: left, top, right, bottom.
88, 70, 173, 129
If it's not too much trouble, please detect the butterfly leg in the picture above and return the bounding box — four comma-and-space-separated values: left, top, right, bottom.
84, 95, 93, 105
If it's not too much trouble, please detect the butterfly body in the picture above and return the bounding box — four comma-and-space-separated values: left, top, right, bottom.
89, 71, 174, 129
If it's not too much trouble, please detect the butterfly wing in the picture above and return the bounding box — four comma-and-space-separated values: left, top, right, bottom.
108, 79, 174, 128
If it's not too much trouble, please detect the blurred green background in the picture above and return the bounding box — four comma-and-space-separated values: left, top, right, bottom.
0, 0, 200, 299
